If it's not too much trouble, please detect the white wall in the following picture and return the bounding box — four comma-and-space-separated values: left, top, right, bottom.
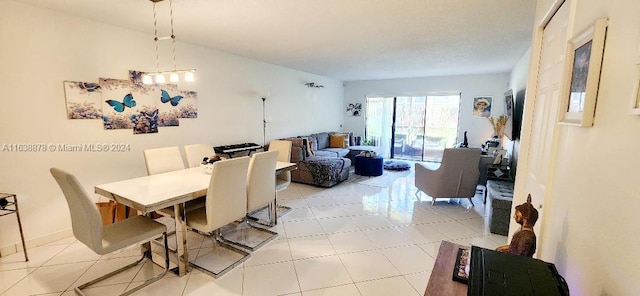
343, 73, 511, 148
504, 48, 531, 174
0, 1, 344, 249
514, 0, 640, 294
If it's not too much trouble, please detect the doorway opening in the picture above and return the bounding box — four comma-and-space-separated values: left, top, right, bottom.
364, 94, 461, 162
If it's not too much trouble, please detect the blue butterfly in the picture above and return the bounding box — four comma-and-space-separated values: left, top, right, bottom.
78, 82, 101, 92
105, 93, 136, 112
160, 89, 183, 106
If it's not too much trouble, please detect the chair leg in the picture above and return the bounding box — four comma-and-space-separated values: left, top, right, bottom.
415, 189, 422, 201
75, 232, 170, 296
189, 230, 251, 278
219, 219, 278, 251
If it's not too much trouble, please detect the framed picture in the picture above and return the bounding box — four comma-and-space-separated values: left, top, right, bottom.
473, 96, 492, 117
558, 18, 608, 127
346, 103, 362, 116
452, 248, 470, 284
504, 90, 514, 139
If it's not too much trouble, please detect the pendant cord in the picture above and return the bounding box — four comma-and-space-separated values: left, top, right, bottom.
153, 2, 160, 73
169, 0, 177, 71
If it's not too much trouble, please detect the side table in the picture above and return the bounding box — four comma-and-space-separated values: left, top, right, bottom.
0, 193, 28, 261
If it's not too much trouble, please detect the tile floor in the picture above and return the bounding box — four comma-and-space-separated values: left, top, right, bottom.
0, 166, 507, 296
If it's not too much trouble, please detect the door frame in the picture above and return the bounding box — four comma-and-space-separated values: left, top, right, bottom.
512, 0, 570, 258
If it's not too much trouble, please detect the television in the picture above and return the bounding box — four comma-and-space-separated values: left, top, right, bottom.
512, 89, 526, 140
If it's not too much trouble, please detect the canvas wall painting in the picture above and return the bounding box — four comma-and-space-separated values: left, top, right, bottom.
156, 84, 181, 127
130, 84, 159, 134
347, 103, 362, 116
63, 81, 103, 119
100, 78, 135, 130
177, 89, 198, 118
473, 97, 492, 117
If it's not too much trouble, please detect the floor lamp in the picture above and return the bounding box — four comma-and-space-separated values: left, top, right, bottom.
262, 97, 266, 146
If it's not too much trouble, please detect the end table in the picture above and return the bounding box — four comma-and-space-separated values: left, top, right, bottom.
0, 193, 28, 261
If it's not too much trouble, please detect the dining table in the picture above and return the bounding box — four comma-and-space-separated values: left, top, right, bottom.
94, 161, 297, 276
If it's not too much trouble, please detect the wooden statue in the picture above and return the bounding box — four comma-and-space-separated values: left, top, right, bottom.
496, 194, 538, 257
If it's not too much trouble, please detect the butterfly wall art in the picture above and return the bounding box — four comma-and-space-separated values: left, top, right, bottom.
133, 108, 159, 134
62, 70, 198, 133
160, 89, 183, 106
63, 81, 103, 119
105, 93, 136, 112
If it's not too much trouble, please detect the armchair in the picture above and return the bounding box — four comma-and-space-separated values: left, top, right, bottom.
414, 148, 482, 206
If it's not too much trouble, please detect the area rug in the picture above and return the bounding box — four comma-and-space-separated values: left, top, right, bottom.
350, 169, 412, 188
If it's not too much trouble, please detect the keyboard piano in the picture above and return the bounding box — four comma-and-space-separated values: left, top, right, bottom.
214, 142, 263, 158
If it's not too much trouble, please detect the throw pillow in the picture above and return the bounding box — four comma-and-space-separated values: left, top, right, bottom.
329, 134, 346, 148
331, 132, 352, 148
284, 137, 307, 156
308, 140, 315, 156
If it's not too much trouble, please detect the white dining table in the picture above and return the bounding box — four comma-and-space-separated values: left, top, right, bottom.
94, 161, 297, 276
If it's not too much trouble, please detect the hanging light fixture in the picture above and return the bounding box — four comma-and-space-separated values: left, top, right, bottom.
143, 0, 196, 85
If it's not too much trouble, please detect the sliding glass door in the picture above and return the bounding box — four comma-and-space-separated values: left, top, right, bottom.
365, 94, 460, 162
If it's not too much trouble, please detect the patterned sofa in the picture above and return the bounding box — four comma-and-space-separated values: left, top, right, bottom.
284, 132, 381, 187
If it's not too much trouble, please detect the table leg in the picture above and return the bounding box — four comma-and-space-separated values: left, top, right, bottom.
173, 203, 190, 276
13, 197, 28, 261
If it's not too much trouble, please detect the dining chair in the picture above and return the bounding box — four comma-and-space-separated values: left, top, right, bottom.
222, 150, 279, 251
268, 140, 292, 192
144, 146, 203, 216
143, 146, 186, 175
184, 144, 216, 168
184, 157, 251, 277
50, 168, 169, 296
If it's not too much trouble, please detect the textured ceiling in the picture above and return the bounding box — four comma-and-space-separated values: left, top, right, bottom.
16, 0, 536, 81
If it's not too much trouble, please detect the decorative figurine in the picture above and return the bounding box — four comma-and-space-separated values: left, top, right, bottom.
461, 131, 469, 148
496, 194, 538, 257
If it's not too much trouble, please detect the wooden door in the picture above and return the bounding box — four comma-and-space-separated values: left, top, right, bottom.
520, 1, 570, 238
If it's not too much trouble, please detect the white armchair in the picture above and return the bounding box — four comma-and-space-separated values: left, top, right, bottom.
414, 148, 482, 206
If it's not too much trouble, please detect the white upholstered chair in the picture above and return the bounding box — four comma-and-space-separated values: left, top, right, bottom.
144, 146, 203, 215
184, 157, 251, 277
50, 168, 169, 296
184, 144, 216, 168
143, 146, 186, 175
414, 148, 482, 206
268, 140, 292, 192
223, 150, 279, 251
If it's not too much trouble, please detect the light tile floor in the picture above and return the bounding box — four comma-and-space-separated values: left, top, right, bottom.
0, 166, 507, 296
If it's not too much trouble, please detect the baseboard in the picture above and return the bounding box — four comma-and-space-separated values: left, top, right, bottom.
0, 228, 73, 257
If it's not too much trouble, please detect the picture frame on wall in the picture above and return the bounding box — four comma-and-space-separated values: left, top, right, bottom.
558, 18, 608, 127
473, 96, 492, 117
504, 89, 514, 139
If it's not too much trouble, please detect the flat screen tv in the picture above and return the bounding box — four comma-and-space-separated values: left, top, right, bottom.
512, 89, 526, 140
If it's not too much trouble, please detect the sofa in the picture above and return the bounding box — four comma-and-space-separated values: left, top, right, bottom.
283, 132, 382, 187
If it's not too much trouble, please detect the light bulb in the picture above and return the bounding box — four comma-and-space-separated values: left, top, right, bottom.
155, 74, 166, 84
142, 75, 153, 85
169, 73, 179, 83
184, 71, 195, 82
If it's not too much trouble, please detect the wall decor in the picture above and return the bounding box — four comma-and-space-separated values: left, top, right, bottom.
558, 18, 608, 126
100, 78, 136, 130
63, 81, 103, 119
504, 89, 514, 139
473, 96, 492, 117
346, 103, 362, 116
62, 70, 198, 134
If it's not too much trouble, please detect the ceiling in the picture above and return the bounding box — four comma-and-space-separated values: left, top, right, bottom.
16, 0, 537, 81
